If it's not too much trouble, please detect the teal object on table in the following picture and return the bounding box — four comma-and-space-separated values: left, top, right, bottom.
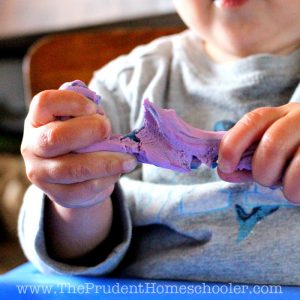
0, 263, 299, 299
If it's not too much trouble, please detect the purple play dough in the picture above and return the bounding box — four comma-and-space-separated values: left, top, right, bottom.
60, 80, 101, 106
60, 80, 254, 173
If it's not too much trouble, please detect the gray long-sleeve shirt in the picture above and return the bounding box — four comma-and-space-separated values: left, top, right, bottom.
19, 30, 300, 285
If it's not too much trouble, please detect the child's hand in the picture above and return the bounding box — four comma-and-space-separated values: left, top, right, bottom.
21, 90, 137, 208
218, 103, 300, 204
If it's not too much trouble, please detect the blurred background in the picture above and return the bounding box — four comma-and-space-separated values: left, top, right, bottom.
0, 0, 182, 274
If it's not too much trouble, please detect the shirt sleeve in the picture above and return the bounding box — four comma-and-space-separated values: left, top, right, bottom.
18, 184, 132, 276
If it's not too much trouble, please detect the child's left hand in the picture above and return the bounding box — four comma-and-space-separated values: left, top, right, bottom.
218, 102, 300, 204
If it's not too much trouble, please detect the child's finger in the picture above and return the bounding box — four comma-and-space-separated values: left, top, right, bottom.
252, 112, 300, 187
218, 107, 285, 174
31, 114, 111, 158
35, 152, 136, 184
44, 181, 115, 208
29, 90, 98, 127
282, 147, 300, 204
217, 169, 253, 183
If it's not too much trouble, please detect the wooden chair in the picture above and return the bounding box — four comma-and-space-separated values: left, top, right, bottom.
22, 27, 184, 104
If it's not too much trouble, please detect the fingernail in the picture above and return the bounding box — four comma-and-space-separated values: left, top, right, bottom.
96, 104, 105, 115
86, 102, 97, 114
218, 159, 233, 174
123, 159, 137, 173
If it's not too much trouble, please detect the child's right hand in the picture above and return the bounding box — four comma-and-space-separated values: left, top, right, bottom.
21, 89, 137, 208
